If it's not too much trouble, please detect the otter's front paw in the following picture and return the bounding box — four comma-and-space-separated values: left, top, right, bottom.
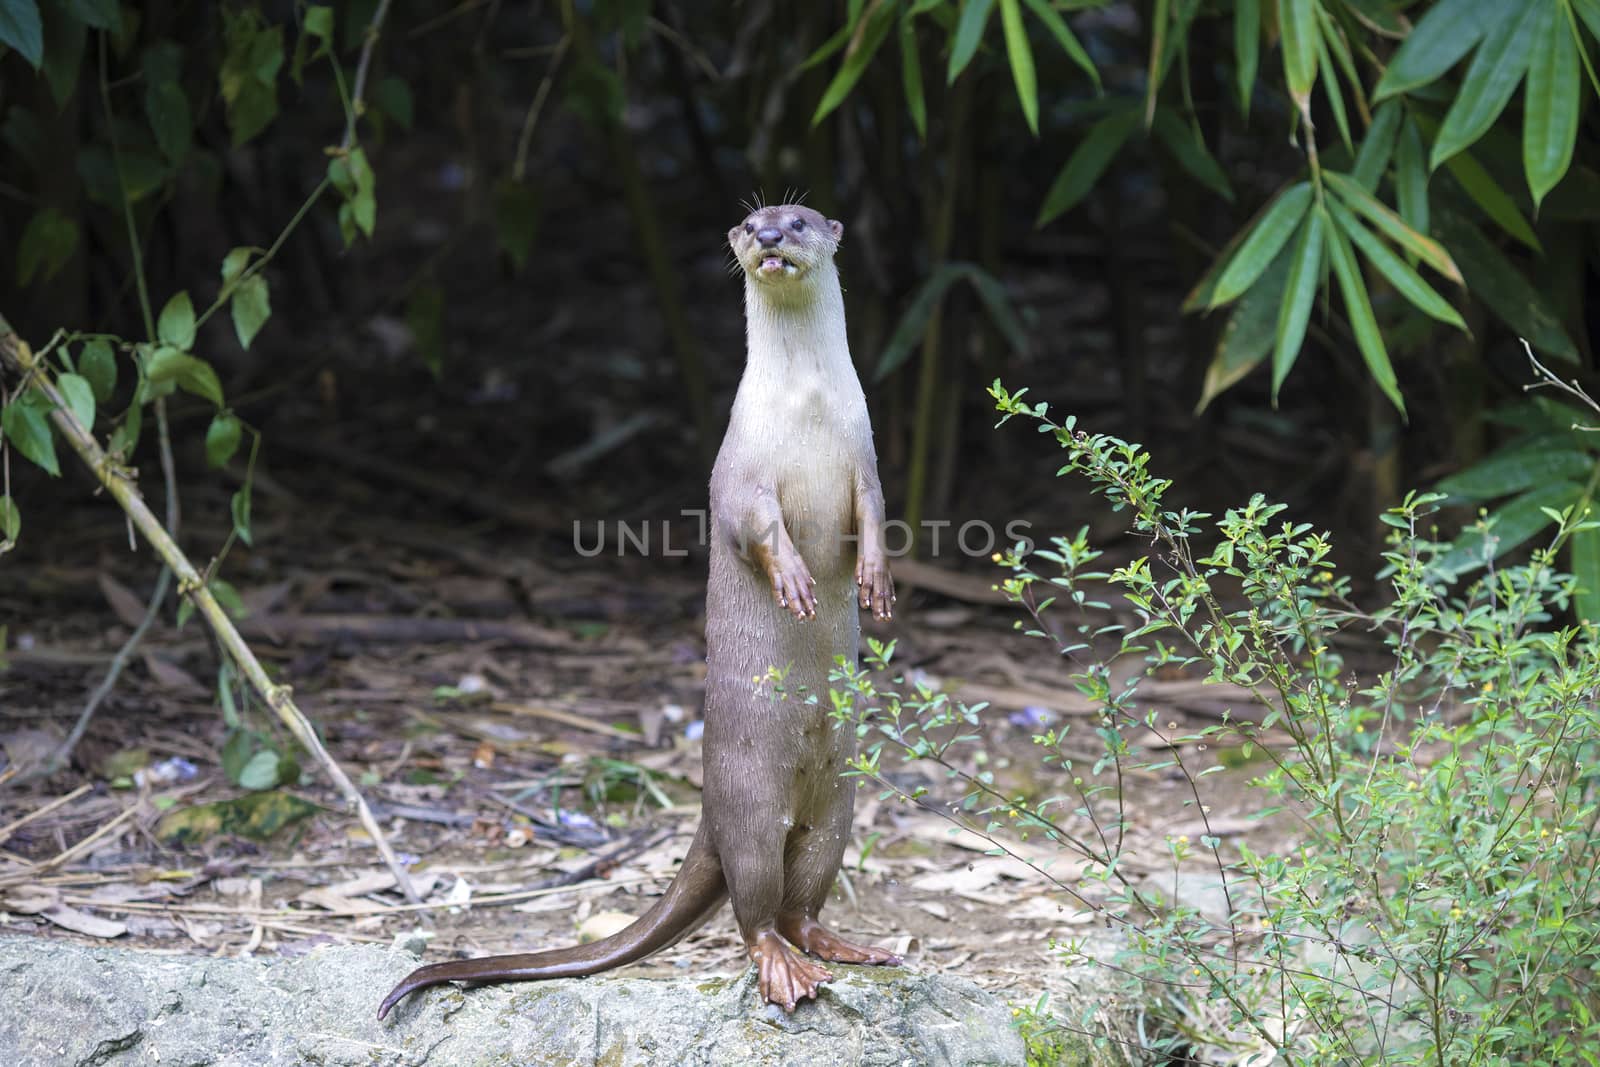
855, 552, 894, 620
768, 554, 817, 620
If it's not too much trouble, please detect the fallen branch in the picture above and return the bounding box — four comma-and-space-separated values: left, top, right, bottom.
0, 320, 418, 904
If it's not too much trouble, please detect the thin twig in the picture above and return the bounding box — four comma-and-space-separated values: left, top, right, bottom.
343, 0, 396, 149
0, 784, 92, 845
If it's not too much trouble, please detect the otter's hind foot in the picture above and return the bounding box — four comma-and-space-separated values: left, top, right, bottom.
778, 915, 902, 966
750, 929, 833, 1012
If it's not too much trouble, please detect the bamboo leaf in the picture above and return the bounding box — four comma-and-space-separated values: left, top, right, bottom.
1271, 210, 1325, 402
1429, 2, 1541, 170
1572, 524, 1600, 623
1352, 99, 1402, 192
998, 0, 1038, 136
1571, 0, 1600, 48
948, 0, 995, 83
874, 262, 1025, 379
1019, 0, 1100, 91
1433, 208, 1576, 358
1206, 182, 1313, 308
1035, 107, 1141, 226
1524, 0, 1579, 209
1325, 213, 1405, 414
1152, 110, 1234, 202
1394, 115, 1430, 236
1327, 200, 1467, 331
1440, 149, 1541, 251
1195, 241, 1293, 412
1235, 0, 1259, 117
1324, 171, 1462, 283
899, 13, 927, 141
1373, 0, 1494, 101
813, 1, 898, 126
1277, 0, 1318, 105
0, 0, 43, 68
1316, 26, 1353, 153
1438, 482, 1583, 575
1438, 444, 1595, 501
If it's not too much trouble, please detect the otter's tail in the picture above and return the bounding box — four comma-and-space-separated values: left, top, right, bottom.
377, 827, 726, 1019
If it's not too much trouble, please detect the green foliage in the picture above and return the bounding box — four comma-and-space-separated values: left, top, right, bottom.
829, 380, 1600, 1062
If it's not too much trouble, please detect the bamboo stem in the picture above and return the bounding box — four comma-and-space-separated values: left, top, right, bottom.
0, 320, 419, 905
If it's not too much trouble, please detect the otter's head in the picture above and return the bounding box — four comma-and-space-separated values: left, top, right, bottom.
728, 205, 843, 295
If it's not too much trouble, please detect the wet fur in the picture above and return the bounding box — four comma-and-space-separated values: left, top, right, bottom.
377, 204, 896, 1021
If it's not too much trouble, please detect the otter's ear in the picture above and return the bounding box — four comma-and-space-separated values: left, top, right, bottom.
828, 218, 844, 241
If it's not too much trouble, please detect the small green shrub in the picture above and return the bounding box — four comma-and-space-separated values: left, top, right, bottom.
830, 380, 1600, 1064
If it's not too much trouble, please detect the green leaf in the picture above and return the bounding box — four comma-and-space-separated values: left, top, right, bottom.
1271, 209, 1325, 402
57, 372, 96, 429
1195, 240, 1293, 412
1373, 0, 1493, 101
1523, 0, 1579, 209
800, 16, 855, 72
1428, 2, 1540, 170
1019, 0, 1099, 91
157, 291, 195, 349
1, 397, 60, 476
40, 3, 87, 106
231, 484, 253, 546
1394, 116, 1430, 236
1438, 444, 1595, 501
219, 14, 282, 145
998, 0, 1038, 136
1234, 0, 1259, 117
16, 207, 79, 285
238, 749, 282, 791
1323, 171, 1463, 284
0, 494, 19, 543
1277, 0, 1318, 105
948, 0, 995, 83
1325, 214, 1404, 414
221, 247, 251, 287
899, 13, 927, 140
65, 0, 118, 30
303, 4, 333, 48
205, 412, 242, 469
875, 262, 1026, 380
1314, 23, 1352, 152
1152, 110, 1233, 202
145, 346, 224, 407
1572, 525, 1600, 623
1035, 107, 1140, 226
0, 0, 44, 68
1439, 481, 1583, 574
1433, 209, 1577, 358
231, 276, 270, 350
1439, 149, 1541, 251
493, 178, 541, 271
373, 75, 413, 129
813, 0, 898, 125
1326, 200, 1466, 330
1351, 99, 1402, 192
407, 284, 445, 378
79, 340, 115, 403
1206, 181, 1313, 307
144, 77, 191, 164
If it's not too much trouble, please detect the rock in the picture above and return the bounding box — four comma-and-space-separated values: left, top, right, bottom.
0, 935, 1027, 1066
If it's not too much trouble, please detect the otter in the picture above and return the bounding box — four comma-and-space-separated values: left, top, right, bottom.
377, 203, 898, 1019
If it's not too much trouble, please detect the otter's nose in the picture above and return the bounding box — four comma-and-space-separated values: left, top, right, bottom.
756, 226, 783, 248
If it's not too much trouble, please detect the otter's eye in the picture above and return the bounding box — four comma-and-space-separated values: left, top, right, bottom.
744, 222, 755, 234
792, 218, 806, 232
